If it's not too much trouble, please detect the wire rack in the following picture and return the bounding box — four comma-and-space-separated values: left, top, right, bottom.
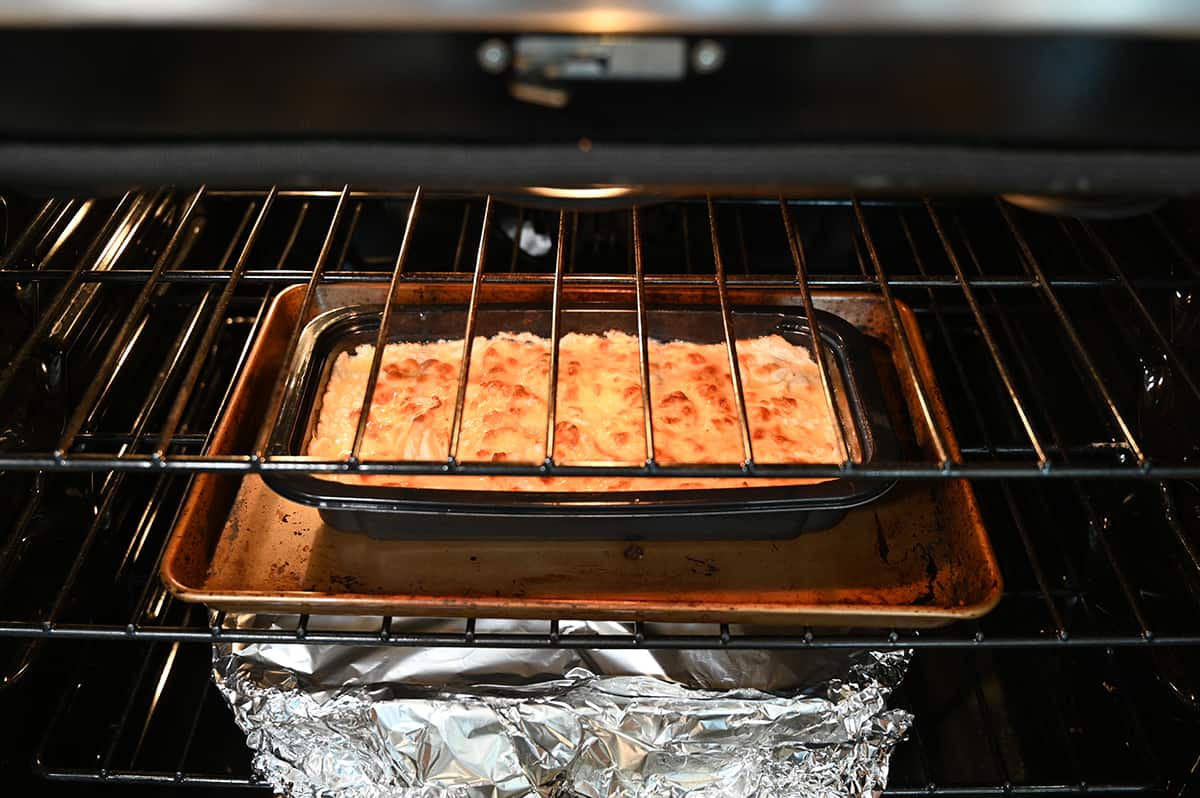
1, 189, 1200, 795
0, 188, 1198, 479
0, 190, 1197, 649
29, 635, 1195, 795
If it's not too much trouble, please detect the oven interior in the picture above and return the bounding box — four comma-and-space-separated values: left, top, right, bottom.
0, 189, 1198, 794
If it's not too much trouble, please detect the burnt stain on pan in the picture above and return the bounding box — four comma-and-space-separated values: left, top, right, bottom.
873, 511, 891, 564
685, 556, 720, 577
911, 545, 940, 606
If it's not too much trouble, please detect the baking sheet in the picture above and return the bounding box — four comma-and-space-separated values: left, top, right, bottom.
161, 283, 1002, 625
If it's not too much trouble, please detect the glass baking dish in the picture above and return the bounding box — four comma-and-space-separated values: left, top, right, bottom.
262, 303, 898, 539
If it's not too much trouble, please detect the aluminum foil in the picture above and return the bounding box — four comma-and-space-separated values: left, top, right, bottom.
214, 616, 912, 798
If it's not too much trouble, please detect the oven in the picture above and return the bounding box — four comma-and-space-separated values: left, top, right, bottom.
0, 4, 1199, 797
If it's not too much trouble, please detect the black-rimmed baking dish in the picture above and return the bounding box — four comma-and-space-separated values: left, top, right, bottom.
262, 303, 898, 540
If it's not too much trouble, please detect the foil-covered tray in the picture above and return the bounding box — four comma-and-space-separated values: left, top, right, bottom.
161, 283, 1001, 625
215, 615, 913, 798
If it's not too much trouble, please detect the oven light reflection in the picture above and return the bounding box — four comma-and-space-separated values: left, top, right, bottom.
525, 186, 638, 200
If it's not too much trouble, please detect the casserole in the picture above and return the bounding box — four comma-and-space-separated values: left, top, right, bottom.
263, 301, 899, 539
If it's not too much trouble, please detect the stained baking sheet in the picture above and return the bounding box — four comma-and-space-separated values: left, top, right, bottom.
161, 283, 1002, 626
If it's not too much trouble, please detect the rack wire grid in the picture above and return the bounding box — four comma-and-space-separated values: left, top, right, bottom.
0, 188, 1196, 481
27, 634, 1200, 795
0, 189, 1196, 649
0, 188, 1199, 795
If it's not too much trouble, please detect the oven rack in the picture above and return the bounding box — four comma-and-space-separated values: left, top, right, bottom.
0, 188, 1197, 479
29, 636, 1189, 797
0, 192, 1197, 651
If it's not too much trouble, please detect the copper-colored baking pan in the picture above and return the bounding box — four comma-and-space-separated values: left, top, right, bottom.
161, 282, 1002, 627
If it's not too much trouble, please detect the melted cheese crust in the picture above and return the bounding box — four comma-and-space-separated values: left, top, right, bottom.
307, 331, 840, 491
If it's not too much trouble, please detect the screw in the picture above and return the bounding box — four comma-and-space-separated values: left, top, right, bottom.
477, 38, 511, 74
692, 39, 725, 74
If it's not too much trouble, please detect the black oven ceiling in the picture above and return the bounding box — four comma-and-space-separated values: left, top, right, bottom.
4, 13, 1200, 192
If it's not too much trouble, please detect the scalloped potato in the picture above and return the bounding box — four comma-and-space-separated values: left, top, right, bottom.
307, 331, 838, 491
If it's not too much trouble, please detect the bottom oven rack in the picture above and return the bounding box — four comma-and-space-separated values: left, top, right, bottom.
0, 190, 1198, 795
28, 639, 1188, 796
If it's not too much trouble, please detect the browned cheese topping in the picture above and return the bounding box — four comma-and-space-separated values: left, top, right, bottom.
307, 331, 840, 490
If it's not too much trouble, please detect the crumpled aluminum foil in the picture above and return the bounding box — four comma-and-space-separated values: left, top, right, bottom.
214, 616, 912, 798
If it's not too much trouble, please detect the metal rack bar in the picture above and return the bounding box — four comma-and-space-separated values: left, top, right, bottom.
447, 195, 494, 464
5, 620, 1200, 648
1081, 220, 1200, 405
451, 202, 472, 273
40, 230, 255, 628
926, 201, 1048, 468
207, 188, 409, 200
115, 438, 188, 586
32, 201, 93, 274
350, 187, 423, 463
0, 476, 44, 593
852, 235, 874, 279
129, 640, 189, 772
898, 210, 1066, 637
0, 192, 142, 401
171, 677, 216, 780
957, 444, 1125, 458
2, 267, 1190, 290
1159, 481, 1200, 585
625, 204, 635, 275
890, 684, 933, 789
154, 188, 277, 459
41, 772, 261, 789
55, 188, 207, 457
272, 201, 311, 273
7, 454, 1200, 479
779, 197, 851, 466
569, 211, 579, 273
75, 313, 154, 445
542, 210, 567, 465
632, 207, 657, 466
34, 773, 1155, 795
705, 196, 755, 467
735, 205, 751, 275
1033, 657, 1086, 783
957, 223, 1155, 638
99, 643, 161, 774
998, 202, 1146, 467
1150, 212, 1200, 277
0, 198, 59, 268
12, 198, 80, 321
251, 185, 352, 461
1072, 483, 1154, 637
334, 201, 364, 270
129, 344, 246, 630
853, 199, 952, 465
967, 648, 1014, 788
